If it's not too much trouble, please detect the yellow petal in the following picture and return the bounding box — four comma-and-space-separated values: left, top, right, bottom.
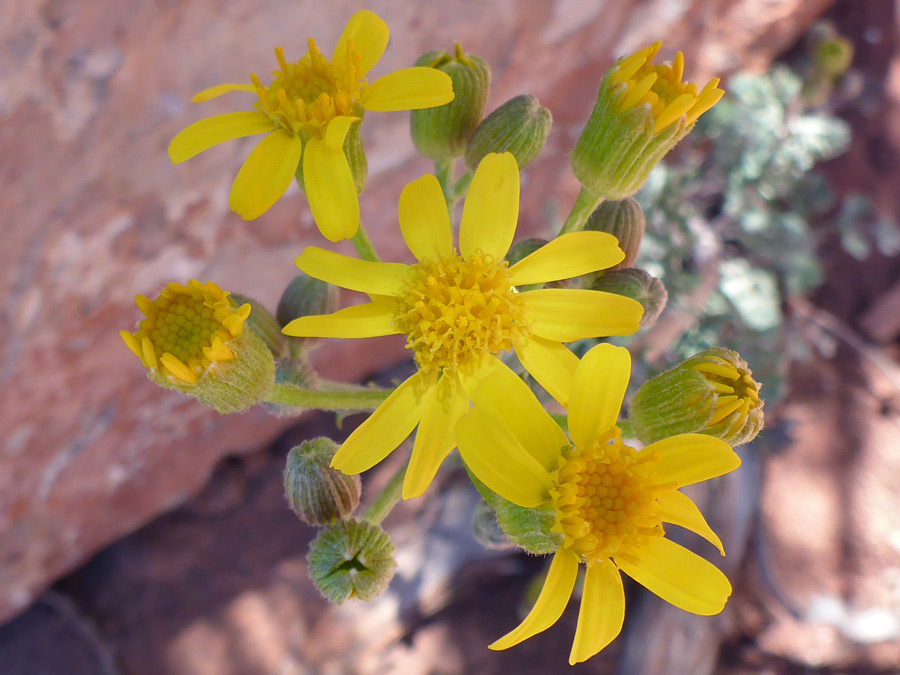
282, 297, 399, 338
168, 112, 274, 164
655, 490, 725, 556
120, 331, 142, 359
569, 559, 625, 665
295, 247, 409, 296
469, 363, 568, 471
490, 551, 579, 650
508, 231, 625, 286
455, 406, 552, 508
398, 175, 452, 261
159, 353, 197, 384
402, 373, 469, 499
228, 130, 303, 220
303, 136, 360, 241
190, 83, 256, 103
324, 115, 359, 153
568, 344, 631, 450
332, 9, 389, 76
331, 371, 436, 474
514, 336, 579, 408
643, 434, 741, 487
361, 67, 454, 112
520, 289, 643, 341
616, 537, 732, 616
459, 152, 519, 260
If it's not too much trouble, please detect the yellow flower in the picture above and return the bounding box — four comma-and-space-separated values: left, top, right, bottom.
455, 343, 741, 665
571, 43, 725, 200
120, 280, 275, 412
610, 42, 723, 135
167, 10, 454, 240
282, 153, 644, 499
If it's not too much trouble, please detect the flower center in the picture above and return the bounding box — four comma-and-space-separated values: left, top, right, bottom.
252, 39, 364, 135
552, 429, 669, 565
393, 252, 529, 376
690, 354, 762, 436
124, 281, 250, 385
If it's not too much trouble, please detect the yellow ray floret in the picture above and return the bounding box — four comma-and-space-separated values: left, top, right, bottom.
121, 280, 250, 386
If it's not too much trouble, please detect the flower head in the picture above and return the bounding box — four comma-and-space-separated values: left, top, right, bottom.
120, 280, 275, 412
168, 10, 454, 240
282, 152, 644, 499
571, 43, 725, 200
455, 343, 741, 664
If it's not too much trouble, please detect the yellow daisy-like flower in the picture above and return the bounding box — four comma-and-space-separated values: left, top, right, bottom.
120, 280, 275, 412
168, 10, 454, 240
455, 343, 741, 665
282, 152, 644, 499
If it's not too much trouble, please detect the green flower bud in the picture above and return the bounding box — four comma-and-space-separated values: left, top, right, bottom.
465, 95, 552, 170
120, 281, 276, 413
584, 198, 646, 269
505, 238, 548, 267
571, 43, 724, 199
591, 269, 667, 328
630, 348, 764, 447
284, 438, 361, 526
307, 519, 397, 604
472, 499, 514, 551
411, 44, 490, 161
277, 273, 339, 358
231, 293, 287, 359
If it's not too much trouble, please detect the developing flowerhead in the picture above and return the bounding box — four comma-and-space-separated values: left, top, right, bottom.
393, 251, 529, 377
630, 348, 764, 447
120, 280, 275, 413
571, 43, 724, 200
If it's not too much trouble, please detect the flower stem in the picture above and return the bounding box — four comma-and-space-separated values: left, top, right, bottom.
559, 186, 604, 235
434, 159, 457, 219
362, 457, 409, 525
264, 382, 391, 410
451, 169, 474, 203
351, 224, 380, 262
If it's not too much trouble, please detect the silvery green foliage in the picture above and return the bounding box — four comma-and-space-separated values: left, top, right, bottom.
629, 66, 857, 412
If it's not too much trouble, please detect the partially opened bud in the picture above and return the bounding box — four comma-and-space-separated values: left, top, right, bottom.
120, 280, 275, 413
591, 269, 667, 328
411, 44, 490, 161
465, 95, 552, 170
284, 438, 361, 526
584, 198, 646, 269
571, 43, 724, 199
630, 348, 764, 446
307, 519, 397, 604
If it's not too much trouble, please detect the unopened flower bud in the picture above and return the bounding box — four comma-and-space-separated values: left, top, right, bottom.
120, 280, 276, 413
231, 293, 286, 359
591, 269, 667, 328
465, 95, 552, 170
284, 438, 361, 526
505, 238, 548, 267
571, 43, 724, 199
307, 519, 397, 604
630, 348, 764, 446
277, 273, 339, 357
584, 198, 645, 269
411, 44, 490, 161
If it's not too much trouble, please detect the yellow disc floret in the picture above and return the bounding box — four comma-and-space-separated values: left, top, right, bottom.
552, 428, 671, 565
393, 251, 529, 376
610, 42, 724, 134
253, 39, 364, 135
120, 280, 251, 385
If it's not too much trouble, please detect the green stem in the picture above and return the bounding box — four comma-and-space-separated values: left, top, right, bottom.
362, 457, 409, 525
264, 382, 391, 410
351, 224, 380, 262
451, 169, 474, 203
559, 186, 604, 235
434, 159, 456, 219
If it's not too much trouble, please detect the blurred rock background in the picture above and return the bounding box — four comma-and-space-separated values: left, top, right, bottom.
2, 0, 899, 673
